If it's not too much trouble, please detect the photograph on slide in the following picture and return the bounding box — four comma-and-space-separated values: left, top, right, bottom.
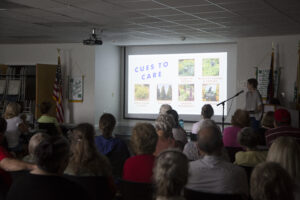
157, 84, 172, 101
202, 58, 220, 76
178, 84, 194, 101
202, 84, 219, 102
178, 59, 195, 76
134, 84, 149, 101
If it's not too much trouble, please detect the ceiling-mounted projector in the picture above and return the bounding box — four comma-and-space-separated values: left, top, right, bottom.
83, 28, 103, 45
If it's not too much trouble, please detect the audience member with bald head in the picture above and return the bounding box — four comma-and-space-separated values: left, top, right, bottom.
186, 122, 248, 196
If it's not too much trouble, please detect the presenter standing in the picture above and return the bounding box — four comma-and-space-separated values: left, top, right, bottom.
245, 78, 263, 130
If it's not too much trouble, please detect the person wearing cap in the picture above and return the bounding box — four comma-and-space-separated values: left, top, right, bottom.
265, 108, 300, 147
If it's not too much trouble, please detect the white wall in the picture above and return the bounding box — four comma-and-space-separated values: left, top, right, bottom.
94, 43, 121, 126
0, 43, 95, 124
236, 34, 300, 127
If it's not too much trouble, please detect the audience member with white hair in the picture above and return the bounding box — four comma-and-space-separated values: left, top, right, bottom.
186, 123, 248, 196
154, 114, 176, 156
153, 149, 188, 200
159, 104, 172, 115
23, 132, 49, 163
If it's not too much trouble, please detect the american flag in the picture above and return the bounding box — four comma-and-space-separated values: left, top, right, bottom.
267, 45, 274, 103
53, 49, 64, 123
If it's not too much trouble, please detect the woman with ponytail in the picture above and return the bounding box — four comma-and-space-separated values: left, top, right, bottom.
7, 136, 89, 200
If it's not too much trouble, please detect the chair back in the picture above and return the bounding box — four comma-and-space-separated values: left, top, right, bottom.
119, 179, 153, 200
184, 188, 244, 200
239, 165, 254, 184
64, 175, 115, 200
38, 123, 58, 136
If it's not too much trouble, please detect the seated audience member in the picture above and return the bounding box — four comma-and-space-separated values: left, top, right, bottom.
7, 136, 90, 200
65, 123, 111, 177
154, 149, 188, 200
23, 133, 49, 163
191, 104, 214, 135
0, 117, 34, 192
154, 114, 176, 156
123, 123, 158, 183
223, 109, 250, 147
167, 109, 187, 148
256, 111, 274, 146
159, 104, 172, 115
266, 137, 300, 197
183, 119, 216, 161
265, 109, 300, 147
95, 113, 130, 179
234, 127, 267, 167
4, 102, 28, 153
186, 124, 248, 196
37, 101, 63, 135
250, 162, 295, 200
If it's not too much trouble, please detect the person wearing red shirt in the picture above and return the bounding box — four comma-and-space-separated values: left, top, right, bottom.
123, 123, 158, 183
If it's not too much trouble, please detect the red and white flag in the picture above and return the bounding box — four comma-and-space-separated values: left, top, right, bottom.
53, 49, 64, 123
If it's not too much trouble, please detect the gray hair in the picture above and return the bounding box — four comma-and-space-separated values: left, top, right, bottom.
197, 122, 223, 155
154, 149, 189, 197
237, 127, 259, 148
159, 104, 172, 115
155, 114, 175, 138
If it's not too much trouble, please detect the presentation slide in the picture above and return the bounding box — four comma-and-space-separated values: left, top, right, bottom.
127, 52, 227, 116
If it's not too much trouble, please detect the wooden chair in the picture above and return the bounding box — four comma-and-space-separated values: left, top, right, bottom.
119, 179, 153, 200
184, 188, 244, 200
64, 175, 115, 200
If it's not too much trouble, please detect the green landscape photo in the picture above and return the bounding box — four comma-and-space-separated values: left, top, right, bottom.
178, 84, 194, 101
202, 58, 220, 76
178, 59, 195, 76
135, 84, 149, 101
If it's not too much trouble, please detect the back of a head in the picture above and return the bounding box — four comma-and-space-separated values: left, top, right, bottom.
4, 102, 20, 119
131, 123, 158, 155
267, 137, 300, 180
238, 127, 259, 149
261, 111, 274, 129
250, 162, 294, 200
247, 78, 258, 89
201, 104, 214, 119
167, 109, 179, 126
99, 113, 116, 138
155, 114, 175, 139
154, 149, 188, 198
274, 109, 291, 127
231, 109, 250, 128
35, 136, 70, 174
159, 104, 172, 115
0, 117, 7, 134
40, 101, 52, 114
197, 124, 223, 155
29, 133, 49, 156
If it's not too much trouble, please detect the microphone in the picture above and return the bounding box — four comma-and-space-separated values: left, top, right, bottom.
236, 90, 244, 96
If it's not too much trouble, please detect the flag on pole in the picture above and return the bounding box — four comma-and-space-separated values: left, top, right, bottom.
53, 49, 64, 123
296, 41, 300, 105
267, 43, 275, 103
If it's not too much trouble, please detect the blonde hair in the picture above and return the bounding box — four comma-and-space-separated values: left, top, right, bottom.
155, 114, 175, 139
154, 149, 188, 198
4, 102, 20, 119
267, 137, 300, 180
131, 123, 158, 155
261, 111, 274, 129
250, 162, 294, 200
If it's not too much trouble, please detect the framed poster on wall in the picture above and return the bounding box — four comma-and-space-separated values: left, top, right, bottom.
68, 76, 84, 102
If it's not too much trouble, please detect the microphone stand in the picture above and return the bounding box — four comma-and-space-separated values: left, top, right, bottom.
217, 91, 243, 132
